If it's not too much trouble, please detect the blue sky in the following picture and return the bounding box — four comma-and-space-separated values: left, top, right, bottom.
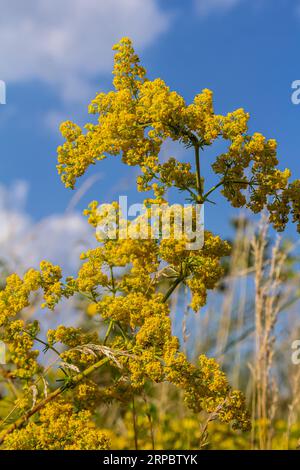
0, 0, 299, 241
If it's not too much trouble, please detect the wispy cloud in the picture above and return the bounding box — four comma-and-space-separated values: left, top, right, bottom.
0, 181, 94, 275
0, 0, 171, 103
295, 2, 300, 17
195, 0, 242, 16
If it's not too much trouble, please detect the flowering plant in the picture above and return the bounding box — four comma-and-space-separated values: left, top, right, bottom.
0, 38, 299, 450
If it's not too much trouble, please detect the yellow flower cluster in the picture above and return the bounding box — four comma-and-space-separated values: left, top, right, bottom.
39, 261, 64, 309
159, 231, 231, 310
2, 400, 110, 450
212, 132, 298, 231
38, 220, 248, 432
47, 325, 99, 368
285, 180, 300, 232
96, 293, 166, 328
0, 271, 41, 378
4, 320, 40, 379
0, 270, 40, 327
79, 267, 249, 431
162, 347, 250, 431
56, 37, 299, 232
125, 325, 250, 430
112, 36, 146, 93
74, 380, 103, 410
3, 37, 299, 450
137, 157, 197, 197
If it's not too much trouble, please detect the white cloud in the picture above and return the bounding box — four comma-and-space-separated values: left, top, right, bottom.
195, 0, 241, 16
0, 181, 99, 329
0, 0, 171, 103
0, 181, 94, 275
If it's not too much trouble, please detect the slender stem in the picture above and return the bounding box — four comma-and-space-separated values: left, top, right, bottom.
115, 322, 129, 341
109, 265, 116, 294
202, 180, 225, 202
182, 185, 198, 201
162, 276, 183, 303
148, 412, 155, 451
23, 330, 61, 358
103, 266, 117, 345
194, 145, 202, 199
103, 319, 114, 345
132, 396, 139, 451
143, 394, 155, 450
79, 291, 98, 302
203, 179, 259, 202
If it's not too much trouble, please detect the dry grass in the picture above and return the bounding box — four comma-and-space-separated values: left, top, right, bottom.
179, 214, 300, 449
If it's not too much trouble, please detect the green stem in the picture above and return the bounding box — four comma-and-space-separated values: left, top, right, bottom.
103, 319, 114, 345
194, 145, 202, 199
203, 179, 259, 202
109, 265, 116, 294
23, 330, 61, 358
163, 276, 183, 303
79, 291, 98, 302
103, 266, 117, 345
203, 180, 225, 201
